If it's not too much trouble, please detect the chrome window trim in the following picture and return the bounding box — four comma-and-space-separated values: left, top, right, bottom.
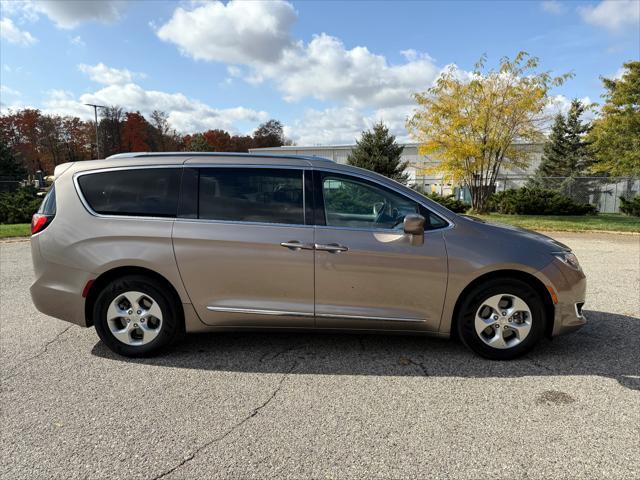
174, 217, 314, 229
314, 166, 455, 231
73, 165, 183, 221
73, 164, 310, 225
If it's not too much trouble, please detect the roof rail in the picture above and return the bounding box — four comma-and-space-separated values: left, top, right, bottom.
105, 151, 335, 163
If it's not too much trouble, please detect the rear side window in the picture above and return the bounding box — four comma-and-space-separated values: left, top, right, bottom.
198, 168, 304, 225
38, 185, 56, 215
77, 168, 181, 217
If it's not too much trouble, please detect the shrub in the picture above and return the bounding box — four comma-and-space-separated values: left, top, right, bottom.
619, 196, 640, 216
0, 187, 42, 224
412, 187, 468, 213
488, 187, 597, 215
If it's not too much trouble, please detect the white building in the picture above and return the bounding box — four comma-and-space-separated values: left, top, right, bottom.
250, 142, 544, 198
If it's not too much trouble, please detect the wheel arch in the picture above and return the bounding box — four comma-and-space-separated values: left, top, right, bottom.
84, 266, 184, 328
450, 269, 555, 340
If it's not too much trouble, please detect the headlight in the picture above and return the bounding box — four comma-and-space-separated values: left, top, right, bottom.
553, 251, 582, 271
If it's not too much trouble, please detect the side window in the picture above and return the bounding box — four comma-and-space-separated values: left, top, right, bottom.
77, 168, 181, 217
38, 185, 56, 215
321, 174, 418, 230
198, 168, 304, 225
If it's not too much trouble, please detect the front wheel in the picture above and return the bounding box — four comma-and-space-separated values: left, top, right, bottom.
93, 275, 182, 357
456, 278, 547, 360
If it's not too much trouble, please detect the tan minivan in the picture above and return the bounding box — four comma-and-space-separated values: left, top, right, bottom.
30, 153, 586, 359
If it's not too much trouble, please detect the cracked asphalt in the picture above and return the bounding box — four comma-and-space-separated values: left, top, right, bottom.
1, 232, 639, 480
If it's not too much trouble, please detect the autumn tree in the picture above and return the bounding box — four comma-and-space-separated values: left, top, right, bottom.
588, 61, 640, 176
347, 122, 408, 184
121, 111, 152, 152
253, 119, 286, 148
407, 52, 570, 212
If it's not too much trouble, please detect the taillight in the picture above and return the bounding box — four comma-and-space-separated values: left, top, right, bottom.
31, 214, 53, 235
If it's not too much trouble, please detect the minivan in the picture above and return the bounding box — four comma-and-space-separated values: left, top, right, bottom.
30, 153, 586, 360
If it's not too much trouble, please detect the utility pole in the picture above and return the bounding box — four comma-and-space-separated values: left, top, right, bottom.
85, 103, 107, 159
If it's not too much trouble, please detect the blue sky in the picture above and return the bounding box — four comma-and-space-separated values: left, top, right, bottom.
1, 0, 638, 145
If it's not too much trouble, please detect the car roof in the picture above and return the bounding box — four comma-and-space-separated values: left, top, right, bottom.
105, 151, 336, 168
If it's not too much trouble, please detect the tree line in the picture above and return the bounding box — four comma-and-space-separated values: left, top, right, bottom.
0, 107, 289, 177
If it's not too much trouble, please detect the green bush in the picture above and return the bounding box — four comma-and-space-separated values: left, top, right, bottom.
619, 196, 640, 216
412, 187, 468, 213
0, 187, 42, 224
488, 187, 597, 215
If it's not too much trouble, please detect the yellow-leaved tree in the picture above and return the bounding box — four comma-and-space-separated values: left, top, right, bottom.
407, 52, 571, 212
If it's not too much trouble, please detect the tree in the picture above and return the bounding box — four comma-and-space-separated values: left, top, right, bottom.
121, 112, 152, 152
347, 122, 408, 184
186, 133, 211, 152
588, 61, 640, 176
534, 99, 593, 191
98, 106, 124, 158
0, 141, 26, 177
253, 119, 285, 148
407, 52, 570, 212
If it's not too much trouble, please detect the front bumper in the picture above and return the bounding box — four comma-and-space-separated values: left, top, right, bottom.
539, 260, 587, 336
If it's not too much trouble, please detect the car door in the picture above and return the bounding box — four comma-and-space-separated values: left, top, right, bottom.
313, 170, 448, 332
172, 166, 315, 327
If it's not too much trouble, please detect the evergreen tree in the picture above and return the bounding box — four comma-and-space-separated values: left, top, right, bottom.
347, 122, 408, 184
0, 141, 26, 178
533, 99, 593, 193
589, 61, 640, 176
537, 113, 567, 178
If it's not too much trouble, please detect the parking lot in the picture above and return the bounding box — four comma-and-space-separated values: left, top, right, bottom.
1, 232, 639, 480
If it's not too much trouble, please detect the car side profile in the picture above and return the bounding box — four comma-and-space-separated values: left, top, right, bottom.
30, 153, 586, 360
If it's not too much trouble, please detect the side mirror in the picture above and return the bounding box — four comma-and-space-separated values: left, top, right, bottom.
403, 214, 425, 235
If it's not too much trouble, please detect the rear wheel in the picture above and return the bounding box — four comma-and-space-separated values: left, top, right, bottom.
456, 278, 546, 360
93, 275, 182, 357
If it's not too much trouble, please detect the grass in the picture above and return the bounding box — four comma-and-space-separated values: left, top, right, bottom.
1, 214, 638, 238
0, 223, 31, 239
475, 213, 640, 233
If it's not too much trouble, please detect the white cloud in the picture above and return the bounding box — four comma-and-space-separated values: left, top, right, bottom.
41, 82, 269, 134
78, 63, 144, 85
0, 85, 22, 97
262, 34, 441, 108
157, 1, 442, 110
0, 17, 37, 45
541, 1, 565, 15
157, 0, 297, 64
544, 95, 596, 126
30, 0, 129, 29
286, 103, 416, 146
579, 0, 640, 33
69, 35, 85, 47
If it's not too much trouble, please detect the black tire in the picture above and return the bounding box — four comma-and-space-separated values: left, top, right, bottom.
93, 275, 183, 357
456, 278, 546, 360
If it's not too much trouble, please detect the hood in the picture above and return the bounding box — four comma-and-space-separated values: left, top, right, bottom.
459, 215, 571, 252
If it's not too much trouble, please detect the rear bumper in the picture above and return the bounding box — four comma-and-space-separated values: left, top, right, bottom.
30, 238, 91, 327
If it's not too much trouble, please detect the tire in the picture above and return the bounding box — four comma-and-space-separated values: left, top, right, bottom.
93, 275, 183, 357
456, 278, 546, 360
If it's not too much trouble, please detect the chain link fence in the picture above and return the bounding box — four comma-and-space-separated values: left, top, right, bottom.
494, 176, 639, 213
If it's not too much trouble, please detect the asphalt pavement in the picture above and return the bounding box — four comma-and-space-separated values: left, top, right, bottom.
1, 232, 639, 479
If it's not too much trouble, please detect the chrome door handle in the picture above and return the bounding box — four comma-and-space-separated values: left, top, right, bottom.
280, 241, 314, 251
315, 243, 348, 253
